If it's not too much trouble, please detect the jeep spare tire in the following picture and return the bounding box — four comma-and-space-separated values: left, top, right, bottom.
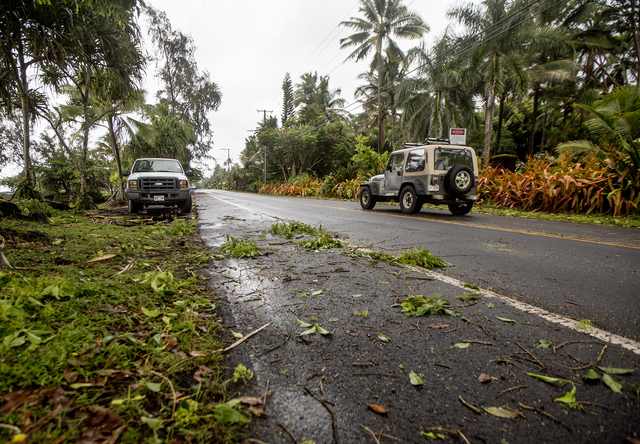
444, 165, 474, 195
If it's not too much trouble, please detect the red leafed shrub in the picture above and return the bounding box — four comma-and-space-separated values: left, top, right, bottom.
478, 154, 640, 216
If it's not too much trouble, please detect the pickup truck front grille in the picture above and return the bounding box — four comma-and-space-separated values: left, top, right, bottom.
138, 177, 178, 191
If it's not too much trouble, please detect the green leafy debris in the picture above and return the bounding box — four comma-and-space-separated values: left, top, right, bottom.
602, 374, 622, 393
397, 294, 459, 317
537, 339, 551, 349
221, 235, 263, 258
396, 246, 448, 268
597, 366, 635, 375
378, 332, 390, 343
409, 370, 424, 386
527, 373, 569, 385
495, 316, 516, 323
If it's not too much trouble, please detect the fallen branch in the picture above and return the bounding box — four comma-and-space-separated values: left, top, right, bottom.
549, 345, 607, 371
497, 385, 528, 398
458, 395, 481, 414
304, 387, 340, 444
422, 427, 470, 444
579, 401, 628, 416
352, 372, 407, 378
262, 332, 291, 354
519, 403, 570, 429
516, 342, 546, 369
212, 322, 271, 354
277, 420, 298, 444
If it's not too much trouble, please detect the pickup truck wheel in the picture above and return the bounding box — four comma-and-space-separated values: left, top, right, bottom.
360, 187, 376, 210
179, 194, 193, 214
445, 165, 474, 195
400, 187, 418, 214
128, 199, 141, 214
448, 202, 474, 215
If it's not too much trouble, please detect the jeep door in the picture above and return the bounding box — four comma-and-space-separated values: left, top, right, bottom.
384, 152, 405, 195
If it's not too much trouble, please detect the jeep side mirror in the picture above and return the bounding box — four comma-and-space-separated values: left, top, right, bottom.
185, 171, 194, 177
121, 171, 130, 176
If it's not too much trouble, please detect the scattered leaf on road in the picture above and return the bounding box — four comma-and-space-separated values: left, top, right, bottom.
296, 318, 313, 328
527, 373, 569, 385
230, 330, 244, 339
300, 326, 317, 336
451, 342, 470, 349
368, 404, 388, 414
602, 374, 622, 393
428, 323, 451, 329
478, 373, 491, 383
484, 406, 521, 419
378, 332, 390, 343
583, 369, 600, 381
410, 370, 424, 386
495, 316, 516, 323
316, 325, 332, 336
597, 366, 635, 375
189, 351, 208, 357
538, 339, 551, 349
311, 290, 323, 296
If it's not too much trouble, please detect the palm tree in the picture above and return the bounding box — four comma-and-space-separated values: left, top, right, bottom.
398, 35, 476, 142
556, 86, 640, 176
448, 0, 532, 163
355, 53, 407, 149
0, 1, 73, 187
340, 0, 428, 152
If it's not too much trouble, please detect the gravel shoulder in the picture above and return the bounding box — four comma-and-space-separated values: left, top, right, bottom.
196, 191, 640, 444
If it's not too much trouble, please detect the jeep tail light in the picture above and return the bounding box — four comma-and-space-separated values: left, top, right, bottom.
430, 177, 438, 185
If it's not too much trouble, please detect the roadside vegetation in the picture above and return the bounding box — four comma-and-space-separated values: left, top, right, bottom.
0, 205, 249, 443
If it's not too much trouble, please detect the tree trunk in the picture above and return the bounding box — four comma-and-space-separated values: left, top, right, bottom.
482, 87, 495, 164
377, 50, 385, 154
80, 69, 92, 199
629, 0, 640, 88
528, 85, 540, 156
18, 47, 32, 186
108, 115, 126, 202
496, 93, 506, 155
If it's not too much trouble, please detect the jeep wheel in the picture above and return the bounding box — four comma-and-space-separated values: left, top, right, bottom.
445, 165, 474, 195
400, 187, 419, 214
179, 194, 193, 214
448, 202, 474, 215
360, 187, 376, 210
128, 199, 141, 214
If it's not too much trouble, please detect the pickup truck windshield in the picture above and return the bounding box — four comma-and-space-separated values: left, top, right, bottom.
133, 159, 183, 173
434, 148, 474, 171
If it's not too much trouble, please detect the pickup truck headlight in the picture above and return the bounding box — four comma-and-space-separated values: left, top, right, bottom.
179, 180, 188, 188
128, 180, 137, 188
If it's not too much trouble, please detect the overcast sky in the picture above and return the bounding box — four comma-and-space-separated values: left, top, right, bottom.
143, 0, 465, 173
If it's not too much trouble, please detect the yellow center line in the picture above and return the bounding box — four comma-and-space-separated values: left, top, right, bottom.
237, 194, 640, 250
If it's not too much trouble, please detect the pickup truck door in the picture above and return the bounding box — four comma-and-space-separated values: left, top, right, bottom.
384, 153, 405, 195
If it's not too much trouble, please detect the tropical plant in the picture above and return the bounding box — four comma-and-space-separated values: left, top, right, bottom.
340, 0, 428, 152
556, 86, 640, 176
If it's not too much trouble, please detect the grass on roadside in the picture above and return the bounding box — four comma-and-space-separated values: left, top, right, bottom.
0, 207, 248, 443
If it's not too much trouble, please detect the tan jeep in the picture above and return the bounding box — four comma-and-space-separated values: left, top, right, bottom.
359, 140, 479, 215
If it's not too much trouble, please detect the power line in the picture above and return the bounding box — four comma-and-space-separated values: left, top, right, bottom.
294, 0, 562, 139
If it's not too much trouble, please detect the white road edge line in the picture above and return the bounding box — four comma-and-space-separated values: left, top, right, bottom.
418, 267, 640, 356
203, 190, 640, 356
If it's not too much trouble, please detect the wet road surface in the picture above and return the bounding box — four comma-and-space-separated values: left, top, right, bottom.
200, 190, 640, 342
195, 190, 640, 444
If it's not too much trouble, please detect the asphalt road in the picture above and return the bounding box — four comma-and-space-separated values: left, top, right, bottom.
194, 190, 640, 444
198, 189, 640, 342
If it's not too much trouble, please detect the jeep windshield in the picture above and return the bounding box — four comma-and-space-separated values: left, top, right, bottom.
132, 160, 183, 173
434, 148, 474, 171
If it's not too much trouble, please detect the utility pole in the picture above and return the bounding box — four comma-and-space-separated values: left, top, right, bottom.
220, 148, 231, 189
257, 109, 272, 185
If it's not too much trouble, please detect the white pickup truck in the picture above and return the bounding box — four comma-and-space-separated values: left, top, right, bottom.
121, 158, 194, 214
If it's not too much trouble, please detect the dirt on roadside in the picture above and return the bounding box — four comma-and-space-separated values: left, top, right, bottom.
196, 191, 640, 444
